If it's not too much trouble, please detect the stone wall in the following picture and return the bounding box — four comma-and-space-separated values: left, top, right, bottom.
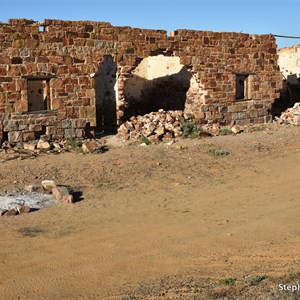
278, 45, 300, 84
0, 18, 282, 143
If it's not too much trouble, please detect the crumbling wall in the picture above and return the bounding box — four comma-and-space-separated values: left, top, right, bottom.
278, 45, 300, 99
271, 45, 300, 116
0, 18, 282, 143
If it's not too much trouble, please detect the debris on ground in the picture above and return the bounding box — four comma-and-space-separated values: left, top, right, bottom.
117, 109, 184, 144
275, 102, 300, 126
0, 180, 74, 216
0, 138, 108, 162
117, 109, 244, 144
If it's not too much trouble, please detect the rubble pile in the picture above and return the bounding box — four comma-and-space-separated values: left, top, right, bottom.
117, 109, 185, 143
0, 138, 107, 162
117, 110, 245, 144
0, 180, 73, 217
276, 102, 300, 126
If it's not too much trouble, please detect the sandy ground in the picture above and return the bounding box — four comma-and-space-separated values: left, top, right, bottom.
0, 123, 300, 299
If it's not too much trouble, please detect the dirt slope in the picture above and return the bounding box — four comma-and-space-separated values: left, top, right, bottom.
0, 123, 300, 299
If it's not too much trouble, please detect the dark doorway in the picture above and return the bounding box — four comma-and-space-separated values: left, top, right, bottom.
94, 55, 117, 134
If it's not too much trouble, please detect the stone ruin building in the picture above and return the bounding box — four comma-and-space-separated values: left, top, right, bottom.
273, 45, 300, 113
0, 18, 282, 143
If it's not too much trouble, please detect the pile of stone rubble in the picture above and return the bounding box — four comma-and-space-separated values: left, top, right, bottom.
276, 102, 300, 126
117, 109, 185, 143
0, 138, 107, 162
117, 109, 243, 144
0, 180, 73, 217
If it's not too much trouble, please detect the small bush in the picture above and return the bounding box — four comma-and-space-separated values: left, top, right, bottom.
245, 275, 267, 286
66, 138, 83, 149
218, 128, 233, 136
140, 135, 151, 145
183, 120, 201, 138
218, 278, 236, 286
207, 148, 229, 157
90, 145, 109, 153
19, 227, 45, 237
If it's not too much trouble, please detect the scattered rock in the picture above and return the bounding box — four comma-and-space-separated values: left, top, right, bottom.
1, 210, 8, 216
276, 102, 300, 126
37, 140, 51, 150
198, 131, 212, 138
41, 180, 56, 192
3, 208, 18, 216
24, 184, 40, 193
231, 124, 242, 134
52, 185, 73, 204
16, 205, 31, 214
23, 143, 36, 151
62, 194, 74, 204
211, 124, 220, 135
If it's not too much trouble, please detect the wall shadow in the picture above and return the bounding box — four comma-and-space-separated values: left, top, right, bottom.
94, 55, 117, 134
123, 66, 191, 121
271, 77, 300, 117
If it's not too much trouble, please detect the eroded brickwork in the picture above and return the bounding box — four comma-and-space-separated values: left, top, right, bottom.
0, 18, 282, 142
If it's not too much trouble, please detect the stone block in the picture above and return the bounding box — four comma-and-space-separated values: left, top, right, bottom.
62, 119, 72, 129
23, 132, 36, 142
23, 142, 36, 151
79, 106, 96, 119
16, 205, 31, 214
14, 100, 28, 113
52, 186, 74, 204
64, 128, 76, 139
41, 180, 56, 192
8, 131, 22, 143
3, 120, 18, 131
51, 98, 64, 110
37, 140, 51, 150
29, 124, 42, 132
46, 126, 57, 135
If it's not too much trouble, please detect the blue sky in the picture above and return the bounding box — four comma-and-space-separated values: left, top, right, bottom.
0, 0, 299, 49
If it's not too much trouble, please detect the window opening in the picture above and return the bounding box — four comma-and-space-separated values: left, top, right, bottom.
235, 74, 252, 100
27, 79, 50, 111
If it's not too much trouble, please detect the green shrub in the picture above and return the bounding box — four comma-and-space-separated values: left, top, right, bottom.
207, 148, 229, 156
19, 227, 45, 237
66, 138, 83, 149
182, 120, 201, 138
140, 135, 151, 145
245, 275, 267, 286
218, 278, 236, 286
218, 128, 233, 136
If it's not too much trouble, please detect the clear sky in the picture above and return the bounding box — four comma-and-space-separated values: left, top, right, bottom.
0, 0, 299, 49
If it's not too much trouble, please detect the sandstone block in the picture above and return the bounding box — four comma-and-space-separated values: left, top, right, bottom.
37, 140, 51, 150
3, 208, 18, 216
23, 132, 36, 142
79, 106, 96, 119
52, 186, 73, 203
41, 180, 56, 192
23, 142, 36, 151
24, 184, 40, 193
8, 131, 22, 143
16, 205, 31, 214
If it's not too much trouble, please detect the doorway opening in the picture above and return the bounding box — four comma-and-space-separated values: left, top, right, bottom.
123, 55, 192, 121
94, 55, 117, 134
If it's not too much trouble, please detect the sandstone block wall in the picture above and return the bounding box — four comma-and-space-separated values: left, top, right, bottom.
0, 18, 282, 143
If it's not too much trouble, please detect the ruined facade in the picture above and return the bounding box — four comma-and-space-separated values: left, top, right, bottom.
278, 45, 300, 98
0, 19, 282, 143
